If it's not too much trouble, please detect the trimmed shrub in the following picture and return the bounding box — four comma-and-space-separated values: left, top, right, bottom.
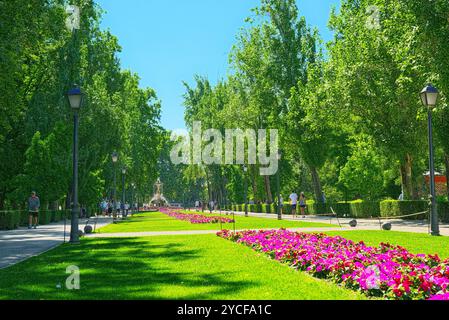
380, 200, 428, 220
0, 212, 21, 230
282, 204, 293, 215
330, 202, 351, 217
19, 211, 30, 226
38, 211, 53, 225
50, 211, 57, 222
307, 203, 330, 215
262, 204, 271, 214
349, 201, 380, 218
437, 201, 449, 223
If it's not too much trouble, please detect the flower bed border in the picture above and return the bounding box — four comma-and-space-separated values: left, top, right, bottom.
217, 229, 449, 300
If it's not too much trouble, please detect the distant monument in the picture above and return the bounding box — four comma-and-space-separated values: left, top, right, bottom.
149, 178, 169, 207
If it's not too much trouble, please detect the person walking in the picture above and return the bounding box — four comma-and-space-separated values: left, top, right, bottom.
107, 201, 113, 217
28, 191, 40, 229
209, 200, 214, 213
299, 192, 307, 218
279, 195, 284, 215
289, 191, 298, 218
195, 200, 200, 211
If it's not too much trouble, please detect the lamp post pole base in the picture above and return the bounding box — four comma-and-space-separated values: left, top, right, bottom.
431, 232, 440, 237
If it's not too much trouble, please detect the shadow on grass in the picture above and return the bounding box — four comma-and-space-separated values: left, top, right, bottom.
0, 237, 255, 300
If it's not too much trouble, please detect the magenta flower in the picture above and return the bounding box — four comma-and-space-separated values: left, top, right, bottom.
217, 229, 449, 300
161, 208, 234, 224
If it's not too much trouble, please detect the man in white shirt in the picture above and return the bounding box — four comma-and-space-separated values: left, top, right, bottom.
289, 192, 298, 218
209, 200, 214, 213
195, 200, 200, 211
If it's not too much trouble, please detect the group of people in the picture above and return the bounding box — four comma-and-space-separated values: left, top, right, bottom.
194, 200, 217, 213
99, 199, 136, 217
280, 191, 326, 218
279, 191, 307, 218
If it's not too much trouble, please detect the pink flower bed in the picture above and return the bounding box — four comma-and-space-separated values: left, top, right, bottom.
217, 229, 449, 300
160, 209, 234, 224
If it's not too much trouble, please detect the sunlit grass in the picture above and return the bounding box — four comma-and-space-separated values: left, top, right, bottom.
98, 211, 335, 233
0, 234, 363, 300
323, 230, 449, 258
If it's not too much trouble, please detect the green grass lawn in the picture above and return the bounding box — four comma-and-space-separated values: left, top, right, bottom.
98, 211, 335, 233
0, 234, 363, 300
324, 230, 449, 258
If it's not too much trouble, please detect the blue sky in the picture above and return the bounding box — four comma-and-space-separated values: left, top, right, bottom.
96, 0, 340, 130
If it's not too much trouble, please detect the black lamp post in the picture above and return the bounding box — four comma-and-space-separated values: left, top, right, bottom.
121, 167, 126, 218
131, 183, 136, 215
243, 165, 248, 217
420, 84, 440, 236
276, 149, 282, 220
111, 152, 118, 221
67, 87, 83, 244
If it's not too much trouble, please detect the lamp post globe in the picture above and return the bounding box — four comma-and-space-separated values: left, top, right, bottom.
67, 87, 83, 244
420, 85, 439, 108
420, 84, 440, 236
112, 151, 118, 163
68, 87, 83, 110
111, 152, 118, 222
121, 167, 126, 218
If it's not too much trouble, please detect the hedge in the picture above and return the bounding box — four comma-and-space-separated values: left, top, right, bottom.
328, 203, 351, 217
262, 204, 271, 213
438, 201, 449, 223
380, 200, 428, 220
0, 210, 70, 230
349, 201, 380, 218
307, 203, 330, 215
226, 200, 449, 222
0, 211, 21, 230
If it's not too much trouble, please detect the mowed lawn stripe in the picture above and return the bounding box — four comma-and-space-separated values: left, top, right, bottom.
98, 211, 336, 233
0, 234, 363, 300
323, 230, 449, 258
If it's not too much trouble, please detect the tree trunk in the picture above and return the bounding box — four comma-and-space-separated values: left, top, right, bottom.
251, 166, 258, 203
263, 175, 273, 204
309, 165, 323, 203
400, 154, 414, 200
445, 153, 449, 200
0, 192, 4, 210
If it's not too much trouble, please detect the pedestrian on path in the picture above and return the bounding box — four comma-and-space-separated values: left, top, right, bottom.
300, 192, 306, 218
28, 191, 40, 229
209, 200, 214, 213
107, 201, 113, 217
289, 191, 298, 218
195, 200, 200, 211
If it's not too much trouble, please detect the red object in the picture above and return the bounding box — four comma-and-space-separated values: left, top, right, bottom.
424, 175, 447, 184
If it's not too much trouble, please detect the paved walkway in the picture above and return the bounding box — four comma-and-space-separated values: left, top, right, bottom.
0, 216, 112, 269
85, 227, 364, 238
87, 210, 449, 238
2, 210, 448, 269
210, 210, 449, 236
